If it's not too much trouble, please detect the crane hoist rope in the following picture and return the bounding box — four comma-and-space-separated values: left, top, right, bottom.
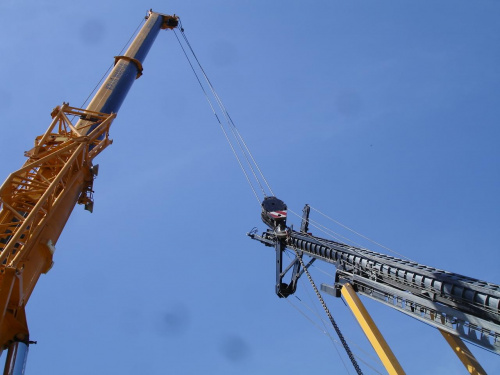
173, 19, 499, 372
173, 30, 260, 203
176, 18, 275, 197
172, 19, 275, 205
173, 20, 371, 374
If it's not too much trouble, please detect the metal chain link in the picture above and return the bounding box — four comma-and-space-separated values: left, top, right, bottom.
288, 239, 364, 375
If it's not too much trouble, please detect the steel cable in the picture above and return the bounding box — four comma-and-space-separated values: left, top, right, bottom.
176, 19, 274, 198
177, 26, 267, 197
172, 29, 261, 205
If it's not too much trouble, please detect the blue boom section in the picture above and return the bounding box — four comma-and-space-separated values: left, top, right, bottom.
98, 61, 141, 115
97, 15, 164, 115
77, 12, 177, 136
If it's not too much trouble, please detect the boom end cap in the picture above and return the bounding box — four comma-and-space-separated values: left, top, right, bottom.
145, 10, 179, 30
161, 14, 180, 29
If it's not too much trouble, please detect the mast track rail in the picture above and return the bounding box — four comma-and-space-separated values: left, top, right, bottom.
249, 229, 500, 354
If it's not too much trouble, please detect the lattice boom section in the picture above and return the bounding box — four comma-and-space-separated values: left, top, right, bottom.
0, 104, 115, 269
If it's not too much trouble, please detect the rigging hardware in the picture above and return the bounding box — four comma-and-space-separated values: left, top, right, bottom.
251, 197, 499, 373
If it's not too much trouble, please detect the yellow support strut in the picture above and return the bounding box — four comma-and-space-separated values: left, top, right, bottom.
439, 329, 487, 375
341, 283, 405, 375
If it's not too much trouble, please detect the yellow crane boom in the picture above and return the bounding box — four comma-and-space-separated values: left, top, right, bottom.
0, 11, 178, 372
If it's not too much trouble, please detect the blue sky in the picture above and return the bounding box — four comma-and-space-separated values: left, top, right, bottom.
1, 1, 499, 374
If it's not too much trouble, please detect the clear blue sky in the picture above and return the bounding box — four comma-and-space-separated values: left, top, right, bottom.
1, 1, 499, 374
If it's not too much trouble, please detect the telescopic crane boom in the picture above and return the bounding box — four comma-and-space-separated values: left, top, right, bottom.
0, 10, 178, 372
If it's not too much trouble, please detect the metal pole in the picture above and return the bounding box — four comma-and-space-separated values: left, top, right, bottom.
3, 341, 29, 375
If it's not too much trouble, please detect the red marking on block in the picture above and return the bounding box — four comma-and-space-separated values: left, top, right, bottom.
269, 210, 287, 219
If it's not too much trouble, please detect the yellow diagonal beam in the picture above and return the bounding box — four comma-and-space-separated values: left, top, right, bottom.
439, 329, 487, 375
341, 283, 405, 375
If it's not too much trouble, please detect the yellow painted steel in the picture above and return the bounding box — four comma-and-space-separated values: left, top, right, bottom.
0, 104, 115, 350
439, 329, 487, 375
0, 13, 178, 353
341, 283, 405, 375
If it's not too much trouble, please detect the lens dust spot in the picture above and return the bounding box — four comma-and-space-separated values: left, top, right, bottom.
79, 19, 106, 45
219, 334, 251, 363
161, 305, 191, 337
